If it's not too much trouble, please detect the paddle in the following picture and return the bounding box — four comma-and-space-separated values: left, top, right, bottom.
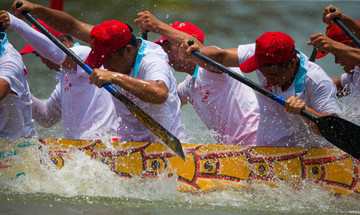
309, 48, 317, 62
142, 30, 148, 40
310, 7, 360, 63
187, 39, 360, 160
330, 7, 360, 48
16, 1, 185, 160
0, 22, 4, 40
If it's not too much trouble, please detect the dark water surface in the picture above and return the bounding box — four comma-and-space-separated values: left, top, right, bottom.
0, 0, 360, 214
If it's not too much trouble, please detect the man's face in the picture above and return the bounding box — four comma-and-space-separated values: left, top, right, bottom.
103, 46, 134, 74
334, 42, 357, 74
34, 52, 60, 71
160, 40, 192, 72
259, 60, 296, 89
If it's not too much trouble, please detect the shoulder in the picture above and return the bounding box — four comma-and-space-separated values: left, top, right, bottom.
306, 62, 333, 85
70, 45, 91, 58
177, 75, 192, 90
237, 43, 255, 53
0, 46, 24, 73
237, 43, 256, 63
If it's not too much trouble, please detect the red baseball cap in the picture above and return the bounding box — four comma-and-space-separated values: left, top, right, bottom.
154, 21, 205, 44
20, 20, 64, 55
240, 32, 295, 73
84, 20, 131, 69
316, 22, 359, 59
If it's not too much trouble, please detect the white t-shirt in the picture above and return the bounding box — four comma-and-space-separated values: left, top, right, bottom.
112, 39, 187, 143
237, 44, 340, 148
340, 66, 360, 95
177, 66, 259, 145
0, 38, 35, 141
44, 45, 118, 139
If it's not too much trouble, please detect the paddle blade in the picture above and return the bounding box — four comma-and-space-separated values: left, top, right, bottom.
316, 115, 360, 159
112, 90, 186, 161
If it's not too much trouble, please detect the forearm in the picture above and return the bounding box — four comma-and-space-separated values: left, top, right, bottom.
0, 78, 11, 101
332, 77, 350, 97
8, 13, 66, 65
339, 14, 360, 40
331, 44, 360, 65
29, 4, 92, 43
31, 95, 61, 127
199, 46, 239, 67
111, 73, 169, 104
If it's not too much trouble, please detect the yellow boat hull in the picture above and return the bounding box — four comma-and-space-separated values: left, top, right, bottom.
1, 138, 359, 195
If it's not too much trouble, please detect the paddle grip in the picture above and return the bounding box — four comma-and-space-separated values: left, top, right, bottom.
330, 7, 360, 48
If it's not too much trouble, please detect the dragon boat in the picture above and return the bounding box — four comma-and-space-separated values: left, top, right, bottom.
1, 138, 359, 195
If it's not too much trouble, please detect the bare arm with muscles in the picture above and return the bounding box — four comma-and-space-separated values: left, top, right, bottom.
12, 0, 93, 43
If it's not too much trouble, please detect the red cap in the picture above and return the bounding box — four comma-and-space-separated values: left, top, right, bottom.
154, 21, 205, 44
240, 32, 295, 73
20, 20, 64, 55
316, 21, 359, 59
84, 20, 131, 69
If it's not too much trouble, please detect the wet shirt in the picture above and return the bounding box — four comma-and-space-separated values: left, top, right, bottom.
112, 39, 188, 143
340, 66, 360, 95
46, 45, 118, 139
237, 44, 340, 148
177, 66, 259, 145
0, 38, 35, 141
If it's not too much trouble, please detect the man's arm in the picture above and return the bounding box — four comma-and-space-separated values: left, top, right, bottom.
332, 77, 351, 97
135, 11, 204, 47
31, 93, 61, 128
308, 33, 360, 65
12, 0, 93, 43
178, 40, 239, 71
0, 11, 79, 71
323, 4, 360, 40
0, 78, 11, 101
89, 69, 169, 104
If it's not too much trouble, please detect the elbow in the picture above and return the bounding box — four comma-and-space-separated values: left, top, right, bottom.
152, 92, 168, 104
146, 81, 169, 104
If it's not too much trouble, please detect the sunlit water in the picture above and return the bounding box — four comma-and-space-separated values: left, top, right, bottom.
1, 0, 360, 214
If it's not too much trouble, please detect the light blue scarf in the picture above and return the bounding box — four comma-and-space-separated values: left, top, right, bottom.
294, 49, 308, 93
0, 32, 8, 57
132, 37, 147, 77
192, 66, 199, 78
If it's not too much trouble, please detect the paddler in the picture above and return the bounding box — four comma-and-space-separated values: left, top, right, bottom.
180, 32, 340, 148
12, 0, 188, 143
135, 11, 260, 145
0, 11, 119, 140
0, 21, 35, 141
308, 4, 360, 97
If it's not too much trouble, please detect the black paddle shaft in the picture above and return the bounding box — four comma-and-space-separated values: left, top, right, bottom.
142, 31, 148, 40
187, 40, 360, 160
330, 7, 360, 48
309, 48, 317, 62
0, 22, 4, 40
